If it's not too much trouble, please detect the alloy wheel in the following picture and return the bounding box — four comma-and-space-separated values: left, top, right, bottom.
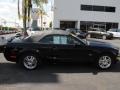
98, 56, 112, 69
23, 55, 38, 70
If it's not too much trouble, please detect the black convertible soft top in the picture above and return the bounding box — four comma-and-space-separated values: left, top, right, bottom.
25, 30, 70, 42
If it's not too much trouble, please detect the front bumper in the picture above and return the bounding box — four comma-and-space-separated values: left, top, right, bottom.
106, 34, 113, 39
117, 53, 120, 61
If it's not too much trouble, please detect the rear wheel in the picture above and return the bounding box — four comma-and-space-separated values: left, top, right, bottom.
20, 53, 39, 70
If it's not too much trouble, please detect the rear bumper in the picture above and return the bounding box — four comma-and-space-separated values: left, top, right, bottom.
0, 45, 5, 53
117, 53, 120, 61
4, 49, 17, 62
117, 51, 120, 61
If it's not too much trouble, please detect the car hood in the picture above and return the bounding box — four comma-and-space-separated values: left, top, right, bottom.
87, 39, 118, 49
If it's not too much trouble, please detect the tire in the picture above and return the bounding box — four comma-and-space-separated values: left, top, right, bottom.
96, 55, 114, 69
19, 53, 39, 70
102, 35, 106, 40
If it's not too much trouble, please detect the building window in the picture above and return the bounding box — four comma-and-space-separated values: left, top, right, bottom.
60, 21, 76, 30
93, 6, 105, 12
105, 6, 116, 12
80, 21, 118, 31
81, 5, 92, 11
81, 5, 116, 13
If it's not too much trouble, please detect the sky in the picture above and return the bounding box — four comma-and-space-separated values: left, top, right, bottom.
0, 0, 53, 27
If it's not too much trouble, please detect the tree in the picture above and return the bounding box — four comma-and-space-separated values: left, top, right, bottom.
18, 0, 32, 36
33, 0, 48, 30
49, 21, 52, 28
18, 0, 48, 36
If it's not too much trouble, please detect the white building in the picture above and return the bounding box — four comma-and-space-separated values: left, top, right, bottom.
31, 8, 52, 28
53, 0, 120, 31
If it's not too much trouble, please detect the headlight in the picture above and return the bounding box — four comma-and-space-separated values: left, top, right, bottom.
119, 49, 120, 54
117, 49, 120, 57
107, 33, 110, 35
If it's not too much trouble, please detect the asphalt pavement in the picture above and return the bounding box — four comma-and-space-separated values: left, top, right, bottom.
0, 34, 16, 39
0, 35, 120, 90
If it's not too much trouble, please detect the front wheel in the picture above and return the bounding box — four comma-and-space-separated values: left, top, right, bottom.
97, 55, 114, 69
20, 53, 39, 70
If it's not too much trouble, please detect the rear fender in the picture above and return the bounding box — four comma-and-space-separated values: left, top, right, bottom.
17, 49, 40, 61
0, 45, 6, 53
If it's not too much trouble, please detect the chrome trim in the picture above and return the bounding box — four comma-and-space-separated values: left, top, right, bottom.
117, 52, 120, 60
118, 49, 120, 56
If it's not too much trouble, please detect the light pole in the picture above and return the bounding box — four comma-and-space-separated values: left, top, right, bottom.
51, 0, 54, 29
0, 18, 6, 31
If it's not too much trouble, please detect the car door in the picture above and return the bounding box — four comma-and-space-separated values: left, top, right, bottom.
111, 29, 117, 38
39, 35, 55, 59
89, 29, 101, 38
52, 35, 90, 62
66, 35, 91, 62
117, 29, 120, 38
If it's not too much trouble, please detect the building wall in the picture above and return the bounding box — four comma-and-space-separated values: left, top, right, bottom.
31, 8, 51, 28
53, 0, 120, 29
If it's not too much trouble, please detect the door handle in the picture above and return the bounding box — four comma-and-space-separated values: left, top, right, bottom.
53, 47, 58, 50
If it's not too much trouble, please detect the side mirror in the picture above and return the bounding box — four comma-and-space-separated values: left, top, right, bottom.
15, 33, 22, 37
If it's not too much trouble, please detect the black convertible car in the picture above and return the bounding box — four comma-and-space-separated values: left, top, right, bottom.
3, 30, 120, 70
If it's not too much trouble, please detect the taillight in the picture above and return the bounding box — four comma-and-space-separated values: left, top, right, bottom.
9, 51, 17, 58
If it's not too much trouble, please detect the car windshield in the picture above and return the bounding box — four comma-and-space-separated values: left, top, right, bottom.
109, 29, 116, 32
90, 28, 105, 32
11, 36, 24, 43
71, 34, 87, 45
23, 36, 34, 42
32, 27, 41, 31
100, 29, 106, 32
117, 29, 120, 32
76, 30, 82, 33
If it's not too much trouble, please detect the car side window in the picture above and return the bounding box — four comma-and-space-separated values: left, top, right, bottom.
117, 29, 120, 32
39, 35, 53, 44
67, 36, 81, 45
101, 29, 105, 32
53, 36, 67, 44
53, 35, 81, 45
40, 35, 82, 45
110, 29, 117, 32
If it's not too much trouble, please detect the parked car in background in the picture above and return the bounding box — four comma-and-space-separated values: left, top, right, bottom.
107, 29, 120, 38
0, 30, 4, 35
7, 33, 23, 42
0, 36, 7, 53
27, 27, 42, 36
76, 30, 88, 39
0, 32, 23, 53
87, 28, 113, 40
0, 36, 7, 46
3, 30, 120, 70
66, 28, 88, 39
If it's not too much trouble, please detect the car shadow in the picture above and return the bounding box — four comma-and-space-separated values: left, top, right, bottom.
0, 62, 120, 85
0, 63, 58, 84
